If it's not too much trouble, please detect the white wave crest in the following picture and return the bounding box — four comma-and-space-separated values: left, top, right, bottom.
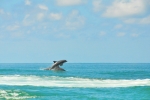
0, 89, 36, 99
0, 75, 150, 88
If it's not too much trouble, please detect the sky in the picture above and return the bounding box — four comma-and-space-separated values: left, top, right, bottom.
0, 0, 150, 63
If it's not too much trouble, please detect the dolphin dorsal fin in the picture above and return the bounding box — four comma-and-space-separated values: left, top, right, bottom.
53, 61, 57, 63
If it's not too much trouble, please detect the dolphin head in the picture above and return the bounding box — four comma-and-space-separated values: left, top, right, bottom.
63, 60, 67, 62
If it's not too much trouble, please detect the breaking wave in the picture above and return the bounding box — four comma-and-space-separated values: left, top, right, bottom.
0, 89, 36, 99
0, 75, 150, 88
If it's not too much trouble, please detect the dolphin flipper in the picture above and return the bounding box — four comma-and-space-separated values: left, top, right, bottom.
60, 63, 63, 66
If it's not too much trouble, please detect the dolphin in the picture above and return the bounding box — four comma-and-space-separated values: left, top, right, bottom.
45, 60, 67, 71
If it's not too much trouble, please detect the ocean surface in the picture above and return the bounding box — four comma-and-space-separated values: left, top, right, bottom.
0, 63, 150, 100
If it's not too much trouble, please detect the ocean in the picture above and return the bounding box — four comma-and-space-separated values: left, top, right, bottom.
0, 63, 150, 100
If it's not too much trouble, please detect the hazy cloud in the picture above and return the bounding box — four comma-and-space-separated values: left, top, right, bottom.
11, 32, 25, 38
0, 9, 4, 14
124, 15, 150, 24
65, 10, 85, 30
131, 33, 139, 37
138, 15, 150, 24
93, 0, 102, 12
25, 0, 31, 5
23, 14, 32, 26
0, 9, 10, 18
37, 13, 45, 20
114, 24, 123, 29
0, 34, 4, 39
56, 0, 86, 6
38, 4, 48, 10
117, 32, 126, 37
7, 25, 20, 31
49, 13, 62, 20
56, 33, 70, 39
99, 31, 106, 36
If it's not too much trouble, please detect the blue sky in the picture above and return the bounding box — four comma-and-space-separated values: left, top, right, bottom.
0, 0, 150, 63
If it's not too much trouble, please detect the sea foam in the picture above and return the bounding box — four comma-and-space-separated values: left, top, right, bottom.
0, 75, 150, 88
0, 89, 36, 99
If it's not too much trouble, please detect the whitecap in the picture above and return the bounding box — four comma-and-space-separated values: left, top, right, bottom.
0, 89, 36, 99
0, 75, 150, 88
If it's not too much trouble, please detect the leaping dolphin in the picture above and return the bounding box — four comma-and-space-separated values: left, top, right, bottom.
45, 60, 67, 71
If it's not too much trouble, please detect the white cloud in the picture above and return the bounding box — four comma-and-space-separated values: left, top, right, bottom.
38, 4, 48, 10
117, 32, 126, 37
103, 0, 146, 17
25, 0, 31, 5
56, 0, 86, 6
37, 13, 45, 20
124, 15, 150, 24
93, 0, 102, 12
65, 10, 85, 30
49, 13, 62, 20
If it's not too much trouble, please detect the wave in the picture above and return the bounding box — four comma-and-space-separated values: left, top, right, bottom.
0, 89, 36, 99
0, 75, 150, 88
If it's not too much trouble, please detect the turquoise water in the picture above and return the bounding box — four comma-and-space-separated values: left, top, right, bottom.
0, 63, 150, 100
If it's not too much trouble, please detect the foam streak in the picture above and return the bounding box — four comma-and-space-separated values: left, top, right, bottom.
0, 75, 150, 88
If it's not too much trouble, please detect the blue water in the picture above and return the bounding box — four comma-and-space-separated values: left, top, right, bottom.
0, 63, 150, 100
